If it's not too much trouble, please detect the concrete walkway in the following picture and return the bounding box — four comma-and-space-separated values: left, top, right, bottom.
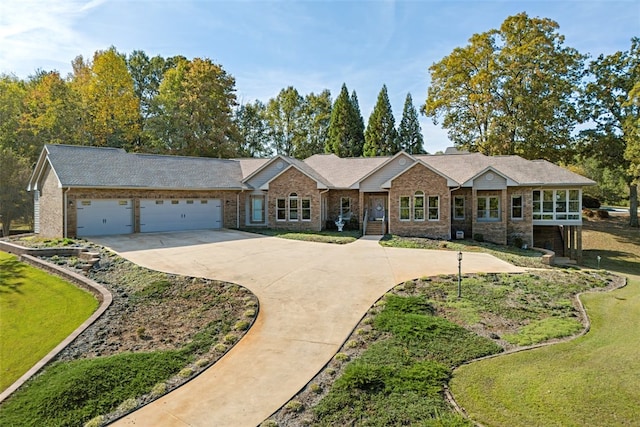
94, 230, 524, 427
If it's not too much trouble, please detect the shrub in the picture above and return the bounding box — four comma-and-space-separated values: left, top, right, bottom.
336, 362, 390, 392
214, 343, 228, 352
233, 320, 250, 331
582, 194, 601, 209
260, 420, 278, 427
116, 397, 138, 413
195, 358, 209, 368
473, 233, 484, 242
84, 415, 105, 427
334, 352, 349, 362
310, 383, 322, 393
596, 209, 610, 219
513, 237, 524, 249
223, 334, 238, 344
150, 382, 167, 397
285, 400, 304, 413
244, 309, 256, 317
178, 367, 193, 378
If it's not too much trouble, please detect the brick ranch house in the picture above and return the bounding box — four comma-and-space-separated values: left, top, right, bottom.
28, 144, 594, 260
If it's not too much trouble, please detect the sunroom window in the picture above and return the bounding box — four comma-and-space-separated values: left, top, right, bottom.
533, 190, 581, 221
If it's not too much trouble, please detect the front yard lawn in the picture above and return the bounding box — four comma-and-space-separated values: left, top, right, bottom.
241, 228, 361, 244
0, 251, 98, 392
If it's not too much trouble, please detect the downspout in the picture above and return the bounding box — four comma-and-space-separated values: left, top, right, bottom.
448, 185, 461, 240
319, 189, 329, 231
63, 187, 71, 238
237, 190, 242, 229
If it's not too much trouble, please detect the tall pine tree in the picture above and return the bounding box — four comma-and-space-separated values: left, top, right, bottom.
326, 83, 364, 157
364, 84, 397, 156
397, 93, 425, 154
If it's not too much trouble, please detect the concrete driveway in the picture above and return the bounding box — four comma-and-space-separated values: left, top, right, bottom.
94, 230, 524, 427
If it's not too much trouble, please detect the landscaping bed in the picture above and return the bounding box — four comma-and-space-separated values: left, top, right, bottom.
0, 238, 258, 426
265, 269, 620, 426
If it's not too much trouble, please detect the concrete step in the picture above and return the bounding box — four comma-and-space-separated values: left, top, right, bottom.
554, 257, 577, 265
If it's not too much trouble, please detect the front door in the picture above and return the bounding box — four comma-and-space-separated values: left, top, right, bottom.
369, 195, 386, 220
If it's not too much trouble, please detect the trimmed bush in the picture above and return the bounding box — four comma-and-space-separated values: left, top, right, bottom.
582, 194, 601, 209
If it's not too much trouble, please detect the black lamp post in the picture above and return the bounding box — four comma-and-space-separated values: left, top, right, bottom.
457, 251, 463, 299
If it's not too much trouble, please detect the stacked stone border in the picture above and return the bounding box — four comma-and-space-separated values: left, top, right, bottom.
0, 240, 112, 403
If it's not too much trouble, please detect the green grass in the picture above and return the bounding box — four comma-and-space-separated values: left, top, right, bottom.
380, 235, 546, 268
313, 294, 499, 426
0, 351, 189, 426
0, 251, 98, 392
450, 277, 640, 426
450, 216, 640, 426
240, 228, 361, 244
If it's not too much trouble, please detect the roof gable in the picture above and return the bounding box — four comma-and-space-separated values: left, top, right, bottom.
382, 159, 458, 188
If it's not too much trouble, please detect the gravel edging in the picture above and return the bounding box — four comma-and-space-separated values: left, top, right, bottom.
0, 254, 112, 404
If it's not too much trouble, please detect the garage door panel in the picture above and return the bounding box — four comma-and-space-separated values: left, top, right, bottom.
140, 199, 221, 232
77, 199, 133, 236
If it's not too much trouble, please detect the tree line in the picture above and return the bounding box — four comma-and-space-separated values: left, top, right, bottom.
1, 12, 638, 233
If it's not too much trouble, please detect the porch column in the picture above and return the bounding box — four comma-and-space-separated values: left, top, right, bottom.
569, 225, 576, 260
563, 226, 569, 257
576, 226, 583, 264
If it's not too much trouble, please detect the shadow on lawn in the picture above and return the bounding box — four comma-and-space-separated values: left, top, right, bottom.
582, 249, 639, 277
0, 256, 26, 294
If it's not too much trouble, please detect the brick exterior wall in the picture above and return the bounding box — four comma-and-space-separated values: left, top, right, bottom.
66, 189, 240, 238
472, 189, 507, 244
38, 166, 64, 238
506, 187, 533, 247
451, 188, 472, 240
388, 164, 450, 239
326, 189, 360, 227
267, 168, 322, 231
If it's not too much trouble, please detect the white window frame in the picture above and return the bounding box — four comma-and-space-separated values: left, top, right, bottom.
532, 189, 581, 221
477, 196, 500, 222
511, 195, 523, 220
288, 193, 299, 221
428, 196, 439, 221
453, 196, 465, 220
399, 196, 410, 221
301, 198, 311, 221
414, 191, 425, 221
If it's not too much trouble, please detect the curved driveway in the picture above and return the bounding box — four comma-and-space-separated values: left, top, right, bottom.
95, 230, 524, 427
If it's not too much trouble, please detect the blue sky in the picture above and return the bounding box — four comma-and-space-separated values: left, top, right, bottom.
1, 0, 638, 153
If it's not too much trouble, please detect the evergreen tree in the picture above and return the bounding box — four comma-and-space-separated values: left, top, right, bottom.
364, 84, 398, 156
326, 84, 351, 157
397, 93, 425, 154
349, 90, 365, 156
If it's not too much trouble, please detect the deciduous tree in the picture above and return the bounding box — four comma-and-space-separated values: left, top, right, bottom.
265, 86, 304, 156
235, 100, 271, 157
148, 57, 240, 157
297, 90, 332, 159
423, 13, 585, 162
580, 37, 639, 226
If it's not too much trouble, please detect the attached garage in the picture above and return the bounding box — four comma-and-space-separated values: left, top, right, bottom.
140, 199, 222, 233
76, 199, 134, 236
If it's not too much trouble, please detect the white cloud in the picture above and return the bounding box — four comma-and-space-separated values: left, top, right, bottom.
0, 0, 106, 76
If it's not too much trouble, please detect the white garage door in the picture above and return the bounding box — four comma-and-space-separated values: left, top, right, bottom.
76, 199, 133, 236
140, 199, 222, 233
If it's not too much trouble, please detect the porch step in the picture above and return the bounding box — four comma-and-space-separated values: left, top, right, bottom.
365, 221, 384, 235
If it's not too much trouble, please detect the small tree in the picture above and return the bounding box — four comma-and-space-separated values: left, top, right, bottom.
0, 148, 32, 236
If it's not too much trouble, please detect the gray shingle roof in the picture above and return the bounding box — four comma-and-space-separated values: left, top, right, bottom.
44, 144, 244, 189
303, 154, 387, 188
39, 144, 594, 191
416, 153, 595, 186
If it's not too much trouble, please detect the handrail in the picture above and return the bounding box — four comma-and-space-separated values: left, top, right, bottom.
363, 209, 369, 235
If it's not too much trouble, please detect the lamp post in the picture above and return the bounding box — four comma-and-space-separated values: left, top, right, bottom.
457, 251, 463, 299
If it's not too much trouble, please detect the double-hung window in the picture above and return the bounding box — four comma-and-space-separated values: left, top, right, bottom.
477, 196, 500, 221
288, 193, 298, 221
453, 196, 465, 220
276, 199, 286, 221
399, 196, 410, 221
414, 191, 425, 221
428, 196, 439, 220
340, 197, 350, 216
511, 195, 523, 219
301, 198, 311, 221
